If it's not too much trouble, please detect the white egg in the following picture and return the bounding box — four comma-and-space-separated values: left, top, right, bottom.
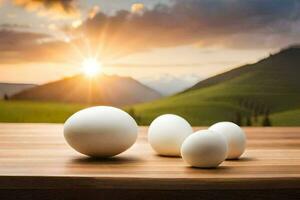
64, 106, 138, 157
181, 130, 228, 168
148, 114, 193, 156
209, 121, 246, 159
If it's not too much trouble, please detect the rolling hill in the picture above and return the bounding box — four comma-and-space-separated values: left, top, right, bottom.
130, 46, 300, 126
0, 83, 36, 99
11, 74, 161, 106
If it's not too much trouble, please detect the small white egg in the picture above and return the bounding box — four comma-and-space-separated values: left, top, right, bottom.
148, 114, 193, 156
209, 121, 246, 159
64, 106, 138, 158
181, 130, 228, 168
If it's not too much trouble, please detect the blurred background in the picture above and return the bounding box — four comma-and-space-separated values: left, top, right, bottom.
0, 0, 300, 126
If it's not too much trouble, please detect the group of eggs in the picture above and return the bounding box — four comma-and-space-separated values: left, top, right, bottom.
149, 114, 246, 167
64, 106, 246, 168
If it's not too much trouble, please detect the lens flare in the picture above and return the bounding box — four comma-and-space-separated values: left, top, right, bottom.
82, 58, 101, 77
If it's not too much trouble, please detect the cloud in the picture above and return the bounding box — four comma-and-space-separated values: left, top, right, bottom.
0, 30, 48, 51
12, 0, 80, 19
48, 23, 58, 30
0, 23, 30, 29
131, 3, 145, 14
1, 0, 300, 65
0, 29, 73, 64
88, 5, 100, 19
72, 0, 300, 57
71, 19, 82, 28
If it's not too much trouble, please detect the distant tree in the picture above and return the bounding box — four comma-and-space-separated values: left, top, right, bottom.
246, 116, 252, 126
127, 108, 135, 118
127, 108, 141, 125
234, 112, 242, 126
262, 109, 271, 127
3, 93, 9, 101
262, 115, 271, 127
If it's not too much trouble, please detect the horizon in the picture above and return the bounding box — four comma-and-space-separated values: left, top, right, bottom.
0, 45, 291, 86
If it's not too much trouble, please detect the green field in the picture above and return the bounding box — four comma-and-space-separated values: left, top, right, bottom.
0, 100, 87, 123
0, 100, 299, 126
270, 109, 300, 126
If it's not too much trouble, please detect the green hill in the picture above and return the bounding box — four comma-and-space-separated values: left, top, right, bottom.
130, 46, 300, 126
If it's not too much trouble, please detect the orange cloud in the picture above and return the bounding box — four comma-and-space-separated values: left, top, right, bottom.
1, 0, 300, 65
131, 3, 144, 14
88, 5, 100, 19
0, 30, 74, 64
75, 0, 300, 57
71, 19, 82, 28
48, 23, 57, 30
12, 0, 80, 19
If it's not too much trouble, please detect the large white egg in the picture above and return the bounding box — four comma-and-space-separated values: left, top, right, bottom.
148, 114, 193, 156
209, 121, 246, 159
64, 106, 138, 157
181, 130, 228, 168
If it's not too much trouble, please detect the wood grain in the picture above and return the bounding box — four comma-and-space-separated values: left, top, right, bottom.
0, 123, 300, 199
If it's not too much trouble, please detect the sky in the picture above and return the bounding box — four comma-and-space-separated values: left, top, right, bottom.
0, 0, 300, 93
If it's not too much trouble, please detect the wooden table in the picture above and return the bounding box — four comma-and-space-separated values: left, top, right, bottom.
0, 123, 299, 199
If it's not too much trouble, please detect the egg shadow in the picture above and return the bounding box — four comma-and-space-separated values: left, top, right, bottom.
71, 156, 141, 165
156, 154, 181, 158
188, 165, 231, 171
225, 157, 257, 162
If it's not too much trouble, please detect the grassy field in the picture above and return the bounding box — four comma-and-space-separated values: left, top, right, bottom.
270, 109, 300, 126
0, 100, 299, 126
0, 100, 86, 123
131, 89, 300, 126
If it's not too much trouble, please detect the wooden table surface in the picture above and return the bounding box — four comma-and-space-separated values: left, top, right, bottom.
0, 123, 300, 199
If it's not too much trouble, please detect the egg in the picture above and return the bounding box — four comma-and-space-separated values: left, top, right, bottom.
148, 114, 193, 156
64, 106, 138, 157
181, 130, 228, 168
209, 121, 246, 159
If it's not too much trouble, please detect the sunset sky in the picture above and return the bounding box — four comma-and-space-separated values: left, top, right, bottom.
0, 0, 300, 92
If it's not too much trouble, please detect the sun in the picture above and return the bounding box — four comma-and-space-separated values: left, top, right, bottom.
81, 58, 101, 77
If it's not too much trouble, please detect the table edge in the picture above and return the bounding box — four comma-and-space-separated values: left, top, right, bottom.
0, 176, 300, 190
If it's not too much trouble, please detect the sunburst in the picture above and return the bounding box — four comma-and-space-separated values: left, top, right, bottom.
81, 58, 101, 77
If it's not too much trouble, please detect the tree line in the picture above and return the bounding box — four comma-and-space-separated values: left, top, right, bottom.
233, 99, 271, 126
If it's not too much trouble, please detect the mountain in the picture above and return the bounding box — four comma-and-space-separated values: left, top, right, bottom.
131, 46, 300, 126
0, 83, 36, 99
11, 74, 162, 106
142, 74, 201, 96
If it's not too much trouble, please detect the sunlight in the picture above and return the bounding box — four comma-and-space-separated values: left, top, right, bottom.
81, 58, 101, 77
